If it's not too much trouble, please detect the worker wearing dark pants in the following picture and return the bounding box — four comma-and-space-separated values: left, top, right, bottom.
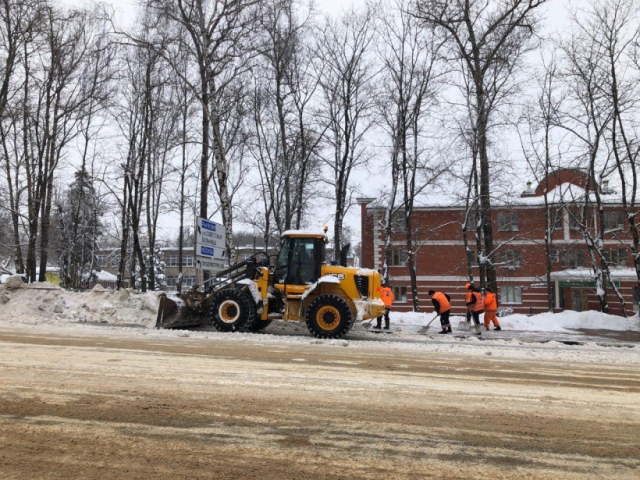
465, 282, 484, 334
429, 290, 451, 334
375, 285, 395, 330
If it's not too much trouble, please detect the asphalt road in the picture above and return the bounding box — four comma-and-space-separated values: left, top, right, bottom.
0, 327, 639, 479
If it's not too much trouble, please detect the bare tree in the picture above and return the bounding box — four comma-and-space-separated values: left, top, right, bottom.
377, 0, 446, 310
0, 0, 43, 274
317, 5, 378, 260
144, 0, 258, 264
517, 54, 567, 311
557, 4, 620, 313
413, 0, 548, 292
594, 0, 640, 313
247, 0, 323, 247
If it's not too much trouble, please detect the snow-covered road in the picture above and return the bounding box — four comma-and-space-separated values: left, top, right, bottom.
0, 325, 638, 479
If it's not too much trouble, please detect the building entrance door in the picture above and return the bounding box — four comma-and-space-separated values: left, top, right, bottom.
571, 289, 588, 312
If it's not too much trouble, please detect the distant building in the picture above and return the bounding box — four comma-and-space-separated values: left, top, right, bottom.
359, 169, 639, 316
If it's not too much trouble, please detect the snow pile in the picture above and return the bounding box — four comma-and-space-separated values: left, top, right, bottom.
389, 309, 640, 333
0, 283, 160, 329
498, 310, 640, 333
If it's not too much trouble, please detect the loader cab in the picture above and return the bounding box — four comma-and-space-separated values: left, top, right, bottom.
274, 234, 326, 287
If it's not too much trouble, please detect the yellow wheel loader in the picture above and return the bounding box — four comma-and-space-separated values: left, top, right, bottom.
156, 230, 386, 339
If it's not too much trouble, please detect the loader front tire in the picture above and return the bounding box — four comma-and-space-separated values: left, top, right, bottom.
305, 294, 353, 339
210, 288, 255, 332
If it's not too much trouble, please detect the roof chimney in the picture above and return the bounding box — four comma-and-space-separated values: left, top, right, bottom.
521, 181, 534, 197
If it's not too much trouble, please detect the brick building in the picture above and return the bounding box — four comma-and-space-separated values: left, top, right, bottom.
359, 169, 640, 316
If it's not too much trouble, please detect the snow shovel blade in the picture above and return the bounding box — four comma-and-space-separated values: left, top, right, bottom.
457, 320, 471, 332
156, 294, 199, 329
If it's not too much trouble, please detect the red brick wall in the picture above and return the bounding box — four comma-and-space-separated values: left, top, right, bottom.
359, 201, 375, 269
362, 196, 638, 317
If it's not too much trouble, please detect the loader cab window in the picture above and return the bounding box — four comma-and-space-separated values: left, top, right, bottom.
274, 238, 291, 284
290, 239, 318, 285
274, 237, 321, 285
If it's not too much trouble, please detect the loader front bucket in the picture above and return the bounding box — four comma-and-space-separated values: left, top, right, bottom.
156, 293, 203, 329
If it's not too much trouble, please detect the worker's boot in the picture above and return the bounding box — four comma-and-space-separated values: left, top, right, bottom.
383, 317, 390, 330
447, 326, 452, 333
373, 317, 382, 330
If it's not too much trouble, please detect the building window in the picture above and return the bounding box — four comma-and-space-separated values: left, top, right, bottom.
392, 286, 407, 303
466, 211, 479, 231
390, 210, 406, 233
569, 208, 582, 230
389, 250, 406, 267
498, 212, 519, 232
561, 249, 584, 268
499, 249, 521, 269
166, 276, 197, 288
553, 208, 563, 230
241, 254, 253, 262
467, 249, 478, 266
550, 248, 560, 263
500, 286, 522, 304
602, 249, 626, 267
166, 255, 194, 267
96, 255, 108, 267
603, 211, 624, 231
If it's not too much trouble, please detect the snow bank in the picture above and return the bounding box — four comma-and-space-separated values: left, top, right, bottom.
0, 283, 160, 329
498, 310, 640, 333
389, 309, 640, 333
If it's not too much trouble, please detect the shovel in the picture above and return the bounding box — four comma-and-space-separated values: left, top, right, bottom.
418, 313, 440, 333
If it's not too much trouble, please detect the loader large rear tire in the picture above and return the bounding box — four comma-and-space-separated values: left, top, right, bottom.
305, 294, 353, 339
210, 288, 255, 332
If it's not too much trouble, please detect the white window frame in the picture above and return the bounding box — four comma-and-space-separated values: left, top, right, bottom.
390, 250, 406, 267
392, 286, 407, 303
500, 286, 522, 304
498, 212, 519, 232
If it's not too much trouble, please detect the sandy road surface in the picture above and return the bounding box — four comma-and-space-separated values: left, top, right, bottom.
0, 327, 639, 479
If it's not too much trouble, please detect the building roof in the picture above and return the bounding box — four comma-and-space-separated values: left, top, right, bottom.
364, 168, 629, 210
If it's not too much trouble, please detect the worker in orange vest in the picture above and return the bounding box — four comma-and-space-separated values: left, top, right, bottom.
483, 287, 502, 331
465, 282, 484, 335
375, 284, 395, 330
428, 290, 452, 334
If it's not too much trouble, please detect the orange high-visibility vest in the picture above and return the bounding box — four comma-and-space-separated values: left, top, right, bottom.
432, 291, 451, 313
377, 286, 395, 308
466, 290, 484, 312
472, 291, 484, 312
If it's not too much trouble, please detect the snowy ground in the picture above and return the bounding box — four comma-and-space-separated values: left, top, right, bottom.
1, 281, 639, 478
0, 280, 639, 366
